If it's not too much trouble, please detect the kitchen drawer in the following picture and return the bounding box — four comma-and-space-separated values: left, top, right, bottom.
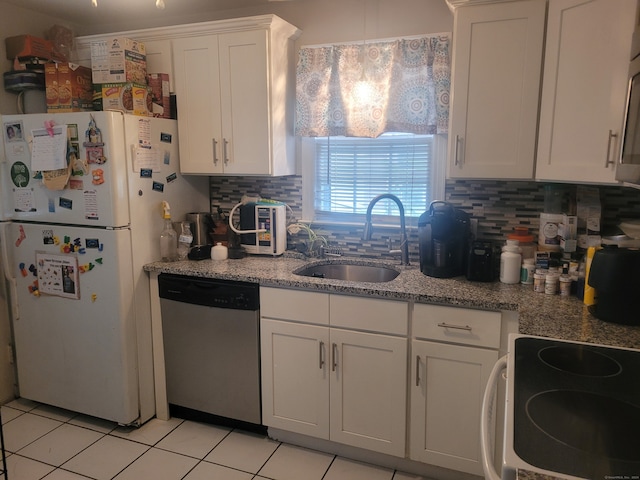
260, 287, 329, 325
330, 295, 408, 336
412, 303, 501, 348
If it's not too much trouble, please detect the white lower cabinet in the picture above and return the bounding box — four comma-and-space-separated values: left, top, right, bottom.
410, 339, 498, 475
260, 287, 504, 473
260, 288, 408, 457
409, 303, 501, 476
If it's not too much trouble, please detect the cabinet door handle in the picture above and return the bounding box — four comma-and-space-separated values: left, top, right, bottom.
415, 355, 421, 387
605, 130, 617, 167
437, 322, 472, 331
331, 343, 338, 372
223, 138, 229, 165
319, 341, 325, 369
212, 138, 219, 165
454, 135, 463, 167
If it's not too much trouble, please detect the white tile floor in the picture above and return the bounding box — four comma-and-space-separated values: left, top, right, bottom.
0, 399, 431, 480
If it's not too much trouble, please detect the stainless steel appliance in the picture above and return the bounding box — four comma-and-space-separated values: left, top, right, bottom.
482, 334, 640, 480
618, 2, 640, 185
158, 274, 262, 426
418, 201, 470, 278
185, 212, 213, 246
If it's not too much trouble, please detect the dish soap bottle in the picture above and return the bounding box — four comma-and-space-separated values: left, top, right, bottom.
177, 222, 193, 260
160, 201, 177, 261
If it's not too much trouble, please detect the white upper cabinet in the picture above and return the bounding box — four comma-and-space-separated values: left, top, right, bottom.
447, 0, 546, 179
535, 0, 636, 184
75, 15, 300, 176
172, 18, 299, 176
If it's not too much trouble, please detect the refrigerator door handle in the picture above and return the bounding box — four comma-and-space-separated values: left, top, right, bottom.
0, 223, 19, 321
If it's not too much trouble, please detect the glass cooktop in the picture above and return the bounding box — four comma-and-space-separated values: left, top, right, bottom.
514, 337, 640, 479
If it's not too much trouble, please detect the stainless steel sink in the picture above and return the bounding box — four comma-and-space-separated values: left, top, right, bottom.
294, 262, 400, 283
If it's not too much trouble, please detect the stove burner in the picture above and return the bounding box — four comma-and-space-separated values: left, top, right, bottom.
526, 390, 640, 462
538, 345, 622, 377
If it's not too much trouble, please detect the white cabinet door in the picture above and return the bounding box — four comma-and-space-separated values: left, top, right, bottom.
330, 328, 407, 457
218, 30, 271, 175
535, 0, 636, 183
410, 340, 498, 475
261, 319, 330, 438
172, 35, 223, 174
448, 0, 545, 179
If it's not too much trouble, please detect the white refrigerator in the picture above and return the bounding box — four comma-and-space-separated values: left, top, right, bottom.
0, 111, 209, 425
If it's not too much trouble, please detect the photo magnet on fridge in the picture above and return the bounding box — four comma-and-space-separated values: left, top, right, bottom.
140, 169, 153, 178
152, 181, 164, 192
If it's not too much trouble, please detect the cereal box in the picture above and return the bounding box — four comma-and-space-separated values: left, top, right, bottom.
147, 73, 171, 118
90, 37, 146, 84
44, 62, 93, 112
100, 82, 151, 116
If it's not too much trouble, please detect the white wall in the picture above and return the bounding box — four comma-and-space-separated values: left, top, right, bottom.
72, 0, 453, 42
0, 2, 74, 114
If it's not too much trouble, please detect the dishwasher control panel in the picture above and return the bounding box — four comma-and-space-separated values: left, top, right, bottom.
158, 274, 259, 310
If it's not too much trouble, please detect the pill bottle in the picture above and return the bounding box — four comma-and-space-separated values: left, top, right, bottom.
500, 239, 522, 284
520, 258, 535, 285
508, 227, 536, 260
559, 275, 572, 297
533, 270, 546, 293
545, 273, 560, 295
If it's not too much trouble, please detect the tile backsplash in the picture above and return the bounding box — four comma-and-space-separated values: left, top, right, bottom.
209, 176, 640, 260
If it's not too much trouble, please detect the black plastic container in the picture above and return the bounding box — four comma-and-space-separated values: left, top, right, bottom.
588, 245, 640, 325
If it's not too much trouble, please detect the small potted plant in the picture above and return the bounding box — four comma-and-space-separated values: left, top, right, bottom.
287, 222, 328, 257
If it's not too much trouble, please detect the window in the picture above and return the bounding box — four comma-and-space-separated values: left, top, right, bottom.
301, 134, 446, 224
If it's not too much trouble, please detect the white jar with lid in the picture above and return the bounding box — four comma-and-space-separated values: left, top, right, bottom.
211, 242, 228, 260
500, 239, 522, 284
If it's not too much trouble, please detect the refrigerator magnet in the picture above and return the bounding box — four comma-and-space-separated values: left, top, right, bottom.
166, 172, 177, 183
140, 169, 153, 178
10, 161, 30, 187
59, 197, 73, 210
86, 146, 106, 164
152, 181, 164, 192
91, 169, 104, 185
4, 121, 24, 142
160, 132, 172, 143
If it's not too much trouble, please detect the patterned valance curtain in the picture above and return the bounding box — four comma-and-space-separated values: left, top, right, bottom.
295, 34, 451, 138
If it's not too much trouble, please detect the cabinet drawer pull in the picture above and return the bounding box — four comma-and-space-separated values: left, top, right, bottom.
332, 343, 338, 372
223, 138, 229, 165
212, 138, 219, 165
454, 135, 463, 167
319, 341, 325, 369
437, 322, 472, 331
605, 130, 617, 167
415, 355, 421, 386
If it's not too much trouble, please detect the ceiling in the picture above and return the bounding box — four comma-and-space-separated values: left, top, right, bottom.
3, 0, 298, 33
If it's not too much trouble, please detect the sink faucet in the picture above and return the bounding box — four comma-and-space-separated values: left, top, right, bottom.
362, 194, 410, 265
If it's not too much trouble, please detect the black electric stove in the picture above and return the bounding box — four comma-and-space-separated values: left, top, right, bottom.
513, 337, 640, 479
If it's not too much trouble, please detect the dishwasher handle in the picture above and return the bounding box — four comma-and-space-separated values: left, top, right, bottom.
481, 355, 507, 480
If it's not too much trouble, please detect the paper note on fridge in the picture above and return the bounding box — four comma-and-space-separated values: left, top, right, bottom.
30, 125, 67, 171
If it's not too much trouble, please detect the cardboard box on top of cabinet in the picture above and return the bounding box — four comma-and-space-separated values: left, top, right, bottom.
44, 62, 93, 112
147, 73, 171, 118
90, 37, 147, 84
100, 82, 152, 117
5, 34, 55, 61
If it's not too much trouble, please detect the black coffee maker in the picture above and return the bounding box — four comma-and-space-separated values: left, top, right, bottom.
418, 201, 471, 278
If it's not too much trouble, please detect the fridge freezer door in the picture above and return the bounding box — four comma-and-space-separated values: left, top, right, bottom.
1, 112, 130, 228
9, 222, 141, 425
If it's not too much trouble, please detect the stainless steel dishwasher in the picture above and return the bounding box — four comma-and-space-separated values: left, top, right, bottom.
158, 274, 261, 426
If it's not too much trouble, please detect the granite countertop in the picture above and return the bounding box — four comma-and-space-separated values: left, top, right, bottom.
144, 254, 640, 350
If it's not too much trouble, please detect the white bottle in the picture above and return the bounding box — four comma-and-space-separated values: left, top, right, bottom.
177, 222, 193, 260
500, 239, 522, 284
160, 201, 178, 262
